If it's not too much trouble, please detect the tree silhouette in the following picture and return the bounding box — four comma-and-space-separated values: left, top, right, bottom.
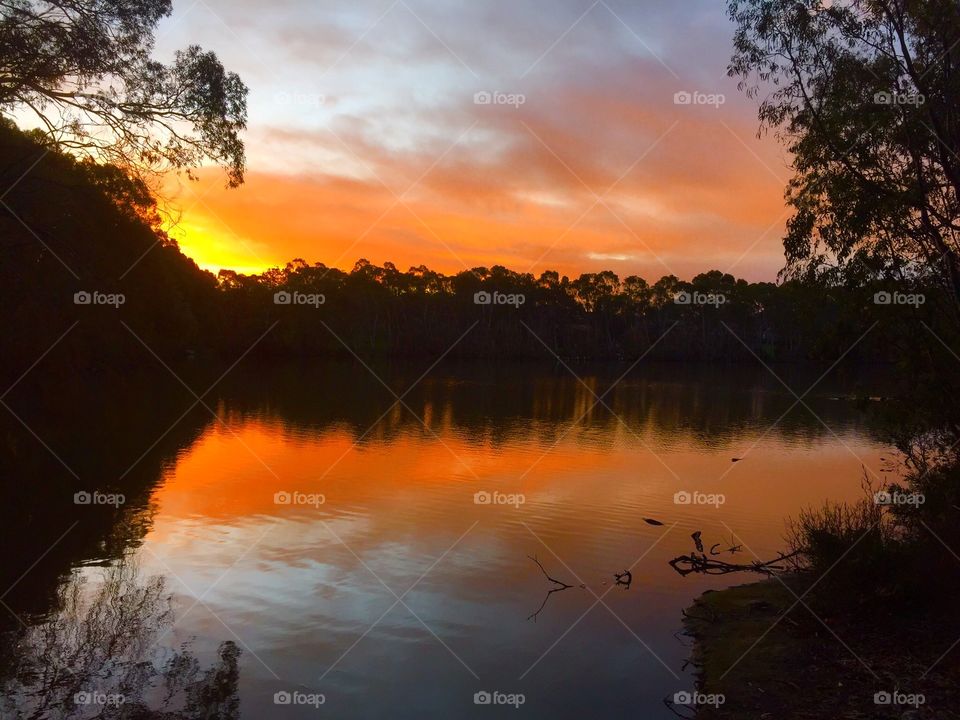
0, 0, 247, 185
728, 0, 960, 310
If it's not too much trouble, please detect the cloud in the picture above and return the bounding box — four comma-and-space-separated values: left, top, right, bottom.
157, 0, 792, 281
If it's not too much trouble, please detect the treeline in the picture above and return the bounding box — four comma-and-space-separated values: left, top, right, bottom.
215, 259, 938, 365
1, 120, 952, 376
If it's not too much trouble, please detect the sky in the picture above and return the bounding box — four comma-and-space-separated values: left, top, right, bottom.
152, 0, 793, 281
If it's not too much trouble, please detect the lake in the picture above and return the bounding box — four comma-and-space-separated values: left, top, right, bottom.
0, 361, 899, 718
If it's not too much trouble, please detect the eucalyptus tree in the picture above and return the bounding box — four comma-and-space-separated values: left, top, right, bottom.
728, 0, 960, 308
0, 0, 247, 185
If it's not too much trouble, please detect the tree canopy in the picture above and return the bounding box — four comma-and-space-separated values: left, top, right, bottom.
0, 0, 247, 185
728, 0, 960, 310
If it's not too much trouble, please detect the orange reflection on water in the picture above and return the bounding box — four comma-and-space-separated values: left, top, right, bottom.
147, 413, 890, 557
130, 397, 896, 718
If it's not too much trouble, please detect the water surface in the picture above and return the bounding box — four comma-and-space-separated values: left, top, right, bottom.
0, 361, 899, 718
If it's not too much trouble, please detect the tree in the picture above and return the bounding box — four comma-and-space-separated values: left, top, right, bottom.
0, 0, 247, 185
728, 0, 960, 310
622, 275, 652, 310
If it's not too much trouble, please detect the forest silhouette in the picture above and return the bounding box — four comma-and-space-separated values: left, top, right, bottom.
1, 120, 948, 379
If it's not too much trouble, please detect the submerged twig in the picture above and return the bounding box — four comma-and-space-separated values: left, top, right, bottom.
528, 555, 573, 589
527, 555, 574, 621
669, 549, 802, 577
669, 528, 766, 576
691, 531, 704, 553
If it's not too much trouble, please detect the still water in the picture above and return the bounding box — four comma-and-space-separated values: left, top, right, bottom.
0, 361, 899, 718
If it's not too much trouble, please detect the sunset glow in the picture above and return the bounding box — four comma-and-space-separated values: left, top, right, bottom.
153, 0, 790, 280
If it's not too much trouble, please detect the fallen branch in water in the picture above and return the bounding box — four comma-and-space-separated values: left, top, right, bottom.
668, 549, 802, 577
709, 542, 742, 555
527, 555, 574, 621
528, 554, 573, 589
691, 531, 704, 552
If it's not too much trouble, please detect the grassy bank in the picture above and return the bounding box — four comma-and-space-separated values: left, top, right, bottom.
682, 577, 958, 719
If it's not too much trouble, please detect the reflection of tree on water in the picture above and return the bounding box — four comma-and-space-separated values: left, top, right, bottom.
0, 560, 240, 719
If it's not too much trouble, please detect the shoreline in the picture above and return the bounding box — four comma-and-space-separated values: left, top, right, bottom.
681, 577, 958, 719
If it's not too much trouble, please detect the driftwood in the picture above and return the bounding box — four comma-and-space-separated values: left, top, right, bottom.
669, 527, 791, 576
527, 555, 574, 621
710, 542, 742, 555
528, 554, 573, 589
527, 525, 793, 620
669, 549, 801, 576
526, 555, 632, 621
691, 531, 703, 552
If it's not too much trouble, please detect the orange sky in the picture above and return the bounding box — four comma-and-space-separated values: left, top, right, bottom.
155, 0, 793, 281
